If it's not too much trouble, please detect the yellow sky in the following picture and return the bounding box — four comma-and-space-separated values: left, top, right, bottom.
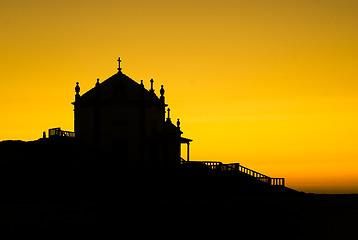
1, 0, 358, 193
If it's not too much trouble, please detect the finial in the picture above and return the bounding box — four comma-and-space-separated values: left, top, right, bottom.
160, 85, 165, 97
75, 82, 80, 95
117, 57, 122, 72
140, 80, 144, 86
96, 78, 100, 87
150, 78, 154, 92
160, 85, 165, 102
177, 118, 180, 128
167, 108, 171, 120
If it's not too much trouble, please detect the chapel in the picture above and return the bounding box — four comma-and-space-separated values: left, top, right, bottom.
72, 58, 192, 167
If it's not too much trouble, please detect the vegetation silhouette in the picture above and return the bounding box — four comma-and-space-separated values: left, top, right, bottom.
1, 58, 355, 237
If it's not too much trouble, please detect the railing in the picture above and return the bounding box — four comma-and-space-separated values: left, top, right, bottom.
270, 178, 285, 186
236, 164, 271, 184
49, 127, 75, 138
180, 159, 285, 186
202, 161, 222, 170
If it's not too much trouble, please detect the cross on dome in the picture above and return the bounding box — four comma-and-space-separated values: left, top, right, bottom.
117, 57, 122, 72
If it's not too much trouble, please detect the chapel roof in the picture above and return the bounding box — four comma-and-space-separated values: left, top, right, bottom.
76, 58, 162, 104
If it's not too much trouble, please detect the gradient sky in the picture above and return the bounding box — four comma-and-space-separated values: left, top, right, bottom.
1, 0, 358, 193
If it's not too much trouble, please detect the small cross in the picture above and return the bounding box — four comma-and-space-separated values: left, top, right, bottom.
150, 78, 154, 92
117, 57, 122, 72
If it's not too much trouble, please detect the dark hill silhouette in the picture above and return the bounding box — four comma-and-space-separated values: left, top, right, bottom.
0, 138, 298, 203
0, 140, 356, 238
0, 138, 306, 233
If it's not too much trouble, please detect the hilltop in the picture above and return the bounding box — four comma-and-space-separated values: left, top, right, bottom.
0, 138, 299, 202
1, 139, 357, 239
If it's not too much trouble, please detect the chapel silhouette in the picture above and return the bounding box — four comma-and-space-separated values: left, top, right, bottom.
71, 58, 192, 167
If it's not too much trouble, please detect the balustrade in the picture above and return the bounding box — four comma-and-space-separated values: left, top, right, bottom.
48, 127, 75, 138
179, 159, 285, 186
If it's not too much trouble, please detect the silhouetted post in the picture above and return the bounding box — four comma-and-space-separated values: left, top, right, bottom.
43, 131, 46, 139
187, 142, 190, 162
167, 108, 171, 121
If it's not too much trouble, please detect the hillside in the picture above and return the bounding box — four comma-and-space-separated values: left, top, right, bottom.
0, 138, 298, 201
0, 139, 356, 238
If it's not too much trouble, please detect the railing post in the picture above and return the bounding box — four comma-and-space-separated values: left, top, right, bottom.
187, 142, 190, 162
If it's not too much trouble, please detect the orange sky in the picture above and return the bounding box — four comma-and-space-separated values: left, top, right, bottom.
1, 0, 358, 193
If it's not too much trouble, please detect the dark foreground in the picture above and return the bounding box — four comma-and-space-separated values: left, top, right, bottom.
0, 194, 357, 239
0, 140, 356, 237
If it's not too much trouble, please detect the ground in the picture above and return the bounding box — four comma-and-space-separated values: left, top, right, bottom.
0, 194, 357, 238
0, 140, 356, 237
